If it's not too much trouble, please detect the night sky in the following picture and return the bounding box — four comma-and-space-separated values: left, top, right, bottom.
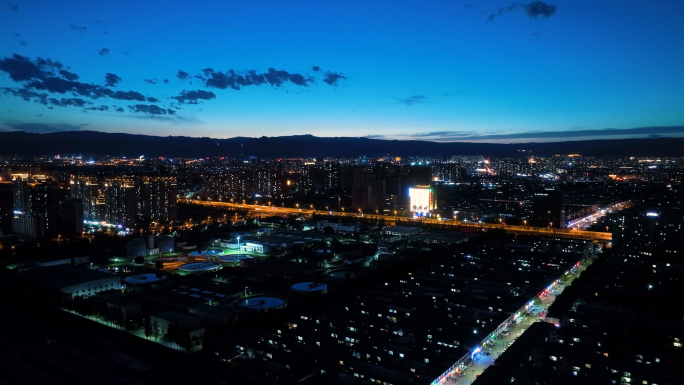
1, 0, 683, 142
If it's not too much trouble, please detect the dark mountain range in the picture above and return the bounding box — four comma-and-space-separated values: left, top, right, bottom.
0, 131, 683, 158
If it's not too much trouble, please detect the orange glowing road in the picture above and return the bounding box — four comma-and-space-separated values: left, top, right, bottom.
180, 199, 611, 241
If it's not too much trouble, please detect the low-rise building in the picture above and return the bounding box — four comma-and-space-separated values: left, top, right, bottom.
317, 220, 361, 233
20, 264, 122, 297
383, 225, 421, 237
150, 311, 205, 338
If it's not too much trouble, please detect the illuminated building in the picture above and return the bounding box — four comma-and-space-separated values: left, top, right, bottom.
70, 175, 100, 221
12, 211, 44, 241
612, 208, 683, 258
135, 176, 178, 223
409, 185, 435, 215
11, 174, 68, 237
104, 179, 136, 228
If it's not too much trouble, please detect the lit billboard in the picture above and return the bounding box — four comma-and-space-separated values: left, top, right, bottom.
409, 186, 434, 214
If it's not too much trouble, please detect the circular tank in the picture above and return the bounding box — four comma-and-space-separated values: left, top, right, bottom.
329, 270, 359, 279
218, 254, 254, 263
124, 273, 166, 284
292, 282, 328, 293
239, 296, 286, 310
179, 262, 221, 271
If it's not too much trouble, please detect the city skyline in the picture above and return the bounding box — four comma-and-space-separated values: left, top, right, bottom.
2, 0, 684, 142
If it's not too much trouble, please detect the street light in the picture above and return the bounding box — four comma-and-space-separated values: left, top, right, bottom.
245, 286, 248, 296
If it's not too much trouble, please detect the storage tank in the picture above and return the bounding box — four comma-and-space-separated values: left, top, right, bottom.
156, 235, 175, 253
126, 238, 147, 258
146, 234, 155, 249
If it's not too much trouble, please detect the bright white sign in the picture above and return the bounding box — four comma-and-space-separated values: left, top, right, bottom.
409, 187, 433, 213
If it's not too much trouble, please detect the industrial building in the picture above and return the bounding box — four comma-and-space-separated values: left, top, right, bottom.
19, 264, 122, 297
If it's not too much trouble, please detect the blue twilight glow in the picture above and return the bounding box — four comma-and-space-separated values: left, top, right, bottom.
1, 0, 683, 142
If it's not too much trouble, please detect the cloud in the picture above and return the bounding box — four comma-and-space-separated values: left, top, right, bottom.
163, 79, 169, 84
485, 1, 557, 24
0, 54, 63, 81
394, 126, 684, 142
122, 51, 130, 56
312, 66, 320, 72
104, 72, 121, 87
68, 23, 87, 33
102, 31, 108, 36
19, 40, 27, 46
146, 97, 159, 102
323, 72, 346, 86
85, 105, 109, 111
0, 55, 156, 106
48, 97, 90, 107
95, 20, 104, 24
113, 106, 124, 113
98, 48, 110, 56
7, 3, 18, 11
201, 68, 314, 90
59, 69, 79, 81
1, 87, 48, 105
108, 90, 145, 101
524, 1, 558, 17
143, 78, 157, 85
463, 3, 474, 9
2, 122, 84, 133
171, 90, 216, 104
177, 70, 190, 80
128, 104, 176, 115
393, 95, 427, 106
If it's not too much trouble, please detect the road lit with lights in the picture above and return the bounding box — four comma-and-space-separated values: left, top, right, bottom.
180, 199, 611, 241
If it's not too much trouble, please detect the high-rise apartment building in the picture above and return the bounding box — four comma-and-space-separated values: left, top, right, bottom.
135, 176, 178, 223
0, 181, 13, 235
612, 208, 683, 258
12, 211, 44, 241
11, 175, 68, 237
103, 179, 136, 228
531, 189, 565, 228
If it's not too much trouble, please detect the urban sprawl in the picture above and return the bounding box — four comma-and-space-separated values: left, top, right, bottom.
1, 154, 682, 385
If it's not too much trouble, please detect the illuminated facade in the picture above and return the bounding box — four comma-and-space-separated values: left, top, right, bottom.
409, 185, 435, 214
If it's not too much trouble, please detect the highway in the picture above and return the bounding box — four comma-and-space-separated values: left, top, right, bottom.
179, 199, 612, 241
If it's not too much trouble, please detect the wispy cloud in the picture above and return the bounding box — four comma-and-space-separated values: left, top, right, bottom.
0, 122, 85, 133
68, 23, 87, 33
373, 126, 684, 142
485, 1, 558, 24
393, 95, 427, 106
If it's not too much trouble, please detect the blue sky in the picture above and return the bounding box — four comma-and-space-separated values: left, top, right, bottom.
1, 0, 683, 142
